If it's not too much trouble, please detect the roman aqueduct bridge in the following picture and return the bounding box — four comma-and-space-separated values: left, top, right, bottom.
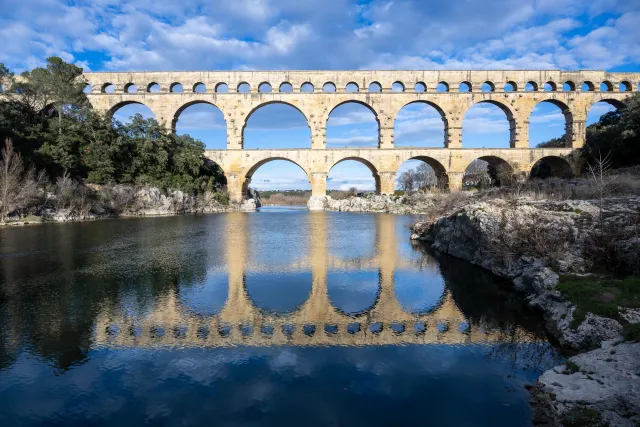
82, 70, 638, 204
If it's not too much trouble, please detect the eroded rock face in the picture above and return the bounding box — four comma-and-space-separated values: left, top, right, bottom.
325, 194, 434, 214
412, 197, 640, 349
534, 343, 640, 427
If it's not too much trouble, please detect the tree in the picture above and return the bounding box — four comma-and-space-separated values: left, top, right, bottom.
398, 169, 416, 192
415, 162, 437, 190
0, 138, 42, 222
0, 63, 13, 93
582, 95, 640, 169
25, 57, 88, 133
537, 135, 566, 148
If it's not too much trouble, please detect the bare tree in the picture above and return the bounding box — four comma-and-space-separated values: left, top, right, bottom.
415, 163, 437, 190
587, 151, 616, 220
0, 139, 43, 223
398, 169, 416, 192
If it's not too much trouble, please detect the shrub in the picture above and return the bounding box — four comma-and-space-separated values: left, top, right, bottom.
560, 406, 606, 427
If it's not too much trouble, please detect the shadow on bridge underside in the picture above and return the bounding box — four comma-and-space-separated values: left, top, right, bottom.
94, 213, 546, 349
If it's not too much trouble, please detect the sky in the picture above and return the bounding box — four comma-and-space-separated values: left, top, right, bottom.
1, 0, 638, 191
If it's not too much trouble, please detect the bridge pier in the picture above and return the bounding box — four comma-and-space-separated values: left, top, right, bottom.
379, 172, 396, 195
448, 172, 464, 191
227, 172, 245, 203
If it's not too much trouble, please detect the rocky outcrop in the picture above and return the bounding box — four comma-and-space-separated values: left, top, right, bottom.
2, 185, 240, 226
532, 342, 640, 427
310, 194, 435, 214
412, 197, 640, 349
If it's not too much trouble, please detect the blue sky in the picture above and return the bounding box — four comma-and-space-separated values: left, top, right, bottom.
2, 0, 638, 190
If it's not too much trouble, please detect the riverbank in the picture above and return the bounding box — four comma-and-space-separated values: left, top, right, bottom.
410, 195, 640, 426
0, 184, 247, 226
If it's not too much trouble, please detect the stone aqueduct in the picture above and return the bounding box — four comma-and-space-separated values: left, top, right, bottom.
83, 70, 639, 205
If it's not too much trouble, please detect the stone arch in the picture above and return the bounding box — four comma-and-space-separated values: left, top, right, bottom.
329, 157, 381, 194
326, 100, 380, 147
171, 100, 226, 134
241, 157, 311, 196
482, 81, 495, 92
525, 81, 539, 92
215, 82, 229, 93
242, 101, 311, 149
392, 81, 405, 92
258, 82, 272, 93
170, 82, 183, 93
394, 100, 448, 147
279, 82, 293, 93
124, 83, 137, 93
401, 156, 449, 190
414, 82, 427, 92
323, 82, 336, 93
237, 82, 251, 93
530, 156, 574, 179
193, 82, 206, 93
459, 81, 471, 93
619, 81, 632, 92
101, 82, 115, 93
600, 81, 614, 92
346, 82, 359, 93
563, 81, 576, 92
504, 81, 517, 92
589, 98, 626, 111
368, 81, 382, 92
300, 82, 314, 93
147, 82, 160, 93
107, 100, 155, 119
581, 81, 595, 92
463, 156, 514, 188
437, 81, 449, 92
544, 81, 557, 92
463, 100, 516, 148
529, 99, 574, 148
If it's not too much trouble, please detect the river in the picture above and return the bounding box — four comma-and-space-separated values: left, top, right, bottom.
0, 209, 563, 426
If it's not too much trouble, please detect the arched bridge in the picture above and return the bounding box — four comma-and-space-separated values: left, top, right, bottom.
83, 69, 639, 203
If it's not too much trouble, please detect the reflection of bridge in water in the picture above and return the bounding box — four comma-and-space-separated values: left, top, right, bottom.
94, 213, 541, 347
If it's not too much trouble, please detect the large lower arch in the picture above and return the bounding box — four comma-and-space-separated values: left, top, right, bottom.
529, 100, 574, 148
394, 101, 448, 147
328, 157, 381, 194
326, 101, 380, 148
462, 100, 515, 148
396, 156, 449, 191
108, 101, 155, 122
530, 156, 574, 179
242, 101, 311, 149
172, 101, 227, 149
241, 157, 311, 197
463, 156, 514, 188
587, 99, 627, 126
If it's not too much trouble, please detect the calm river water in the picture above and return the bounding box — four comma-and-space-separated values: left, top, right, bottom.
0, 208, 563, 426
